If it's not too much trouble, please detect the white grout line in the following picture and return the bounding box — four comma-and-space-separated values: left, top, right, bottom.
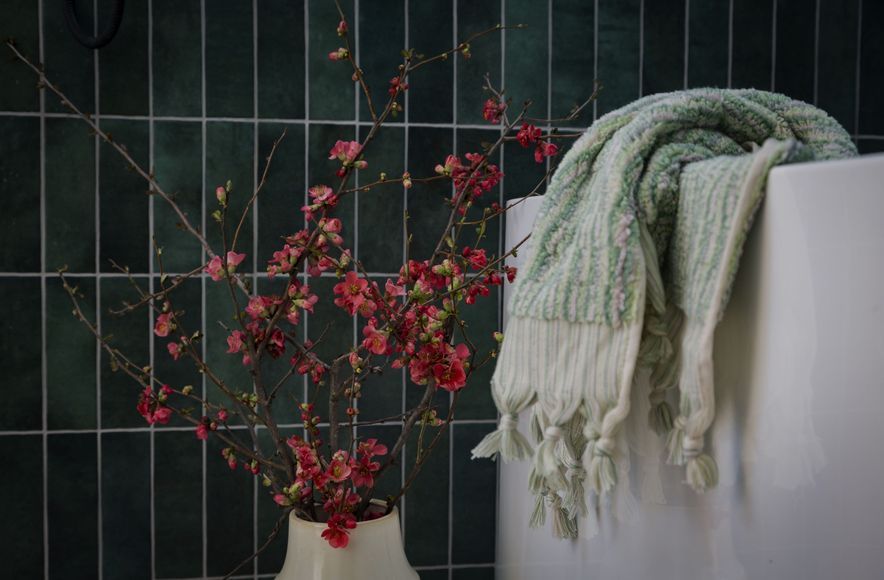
93, 1, 104, 577
771, 0, 777, 91
813, 0, 820, 105
200, 0, 208, 576
147, 0, 157, 578
854, 0, 863, 141
37, 0, 48, 575
727, 0, 734, 88
684, 0, 690, 89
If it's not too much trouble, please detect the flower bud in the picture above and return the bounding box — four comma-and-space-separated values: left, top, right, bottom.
215, 185, 227, 205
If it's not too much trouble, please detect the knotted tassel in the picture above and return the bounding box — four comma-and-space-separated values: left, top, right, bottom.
549, 494, 578, 539
528, 464, 546, 494
648, 389, 674, 435
666, 415, 688, 465
562, 458, 588, 519
588, 435, 618, 494
686, 453, 719, 493
529, 491, 547, 528
668, 415, 719, 492
471, 413, 534, 462
533, 425, 570, 491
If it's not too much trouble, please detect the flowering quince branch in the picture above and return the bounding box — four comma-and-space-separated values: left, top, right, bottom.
8, 5, 599, 562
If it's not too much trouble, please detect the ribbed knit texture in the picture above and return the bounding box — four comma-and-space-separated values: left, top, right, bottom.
472, 89, 856, 536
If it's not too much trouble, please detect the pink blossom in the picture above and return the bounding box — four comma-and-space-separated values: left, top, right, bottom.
462, 246, 488, 270
217, 409, 228, 422
273, 494, 291, 507
226, 330, 246, 354
337, 19, 348, 35
205, 255, 225, 281
482, 98, 507, 124
167, 341, 183, 360
516, 123, 541, 147
327, 451, 352, 483
154, 312, 174, 337
195, 423, 209, 440
226, 251, 246, 271
328, 48, 349, 61
357, 438, 388, 458
361, 323, 389, 355
215, 185, 227, 205
333, 271, 368, 316
534, 141, 559, 163
322, 513, 356, 549
152, 407, 172, 424
328, 140, 363, 164
433, 358, 467, 392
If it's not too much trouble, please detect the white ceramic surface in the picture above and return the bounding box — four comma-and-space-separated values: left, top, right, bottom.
496, 154, 884, 580
276, 506, 418, 580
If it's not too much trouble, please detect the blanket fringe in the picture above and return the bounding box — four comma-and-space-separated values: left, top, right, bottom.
471, 413, 534, 462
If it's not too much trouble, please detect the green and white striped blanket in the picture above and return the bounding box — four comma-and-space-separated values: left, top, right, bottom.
472, 89, 856, 536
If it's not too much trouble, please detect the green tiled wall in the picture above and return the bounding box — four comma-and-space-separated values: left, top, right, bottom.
0, 1, 880, 579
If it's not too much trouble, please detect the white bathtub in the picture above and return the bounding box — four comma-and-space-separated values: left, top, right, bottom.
496, 154, 884, 580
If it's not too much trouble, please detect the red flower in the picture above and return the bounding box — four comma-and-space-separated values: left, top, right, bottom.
433, 358, 467, 392
482, 98, 507, 124
333, 271, 369, 316
322, 513, 357, 549
517, 123, 541, 147
534, 141, 559, 163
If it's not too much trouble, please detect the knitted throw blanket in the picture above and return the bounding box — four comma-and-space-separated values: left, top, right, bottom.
472, 89, 856, 535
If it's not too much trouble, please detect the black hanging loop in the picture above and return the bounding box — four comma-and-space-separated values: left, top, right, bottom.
63, 0, 126, 49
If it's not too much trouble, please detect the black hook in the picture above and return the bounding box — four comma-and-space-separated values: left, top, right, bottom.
63, 0, 126, 49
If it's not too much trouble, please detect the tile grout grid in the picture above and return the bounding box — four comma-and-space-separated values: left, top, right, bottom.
2, 1, 880, 579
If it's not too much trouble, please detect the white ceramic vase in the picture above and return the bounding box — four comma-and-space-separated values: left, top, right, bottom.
275, 506, 418, 580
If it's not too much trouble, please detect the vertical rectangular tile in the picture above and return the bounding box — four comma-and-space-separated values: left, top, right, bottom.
596, 0, 641, 115
859, 0, 884, 135
816, 0, 859, 130
358, 126, 405, 272
0, 116, 40, 271
506, 0, 549, 119
451, 423, 497, 564
504, 135, 548, 202
155, 429, 203, 578
417, 571, 449, 580
47, 277, 97, 430
358, 0, 405, 122
454, 286, 500, 420
309, 123, 357, 246
98, 0, 149, 116
45, 117, 95, 273
551, 0, 596, 127
0, 435, 44, 578
403, 425, 449, 566
774, 0, 815, 103
457, 0, 502, 124
256, 480, 290, 575
643, 0, 686, 95
688, 0, 730, 88
305, 276, 352, 381
356, 425, 404, 499
0, 278, 42, 430
42, 0, 95, 114
205, 0, 254, 118
453, 567, 496, 580
257, 123, 305, 262
101, 432, 151, 580
153, 0, 202, 117
99, 276, 150, 429
205, 121, 255, 257
153, 121, 203, 274
731, 0, 774, 89
308, 0, 355, 120
48, 433, 98, 580
203, 276, 253, 405
356, 334, 403, 423
406, 127, 453, 262
0, 0, 40, 111
99, 119, 150, 273
408, 0, 454, 124
258, 0, 306, 119
206, 436, 255, 577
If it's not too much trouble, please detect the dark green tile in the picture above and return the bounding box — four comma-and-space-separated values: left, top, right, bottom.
155, 429, 203, 579
457, 0, 502, 125
98, 0, 148, 116
153, 0, 202, 117
206, 435, 255, 577
403, 426, 449, 566
688, 0, 730, 88
102, 432, 151, 580
305, 276, 353, 377
257, 122, 305, 263
418, 571, 449, 580
256, 478, 290, 575
406, 383, 450, 432
506, 0, 548, 120
0, 435, 43, 578
0, 278, 41, 430
357, 329, 403, 424
258, 0, 305, 119
859, 0, 884, 135
408, 0, 453, 124
816, 0, 859, 130
858, 139, 884, 154
456, 129, 500, 254
774, 0, 815, 103
205, 0, 254, 118
309, 123, 356, 245
406, 127, 453, 262
42, 0, 95, 114
45, 117, 96, 273
99, 119, 150, 273
100, 276, 150, 428
153, 276, 202, 429
48, 433, 98, 580
358, 126, 405, 272
551, 0, 596, 128
0, 116, 40, 271
206, 121, 255, 260
308, 0, 354, 120
731, 0, 774, 90
596, 0, 641, 115
454, 286, 499, 421
503, 135, 547, 202
355, 424, 403, 500
643, 0, 685, 95
204, 275, 253, 406
47, 277, 97, 429
153, 121, 203, 274
0, 0, 40, 111
453, 566, 496, 580
358, 0, 405, 122
451, 423, 496, 564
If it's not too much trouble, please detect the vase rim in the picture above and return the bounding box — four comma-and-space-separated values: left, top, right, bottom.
289, 500, 399, 530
